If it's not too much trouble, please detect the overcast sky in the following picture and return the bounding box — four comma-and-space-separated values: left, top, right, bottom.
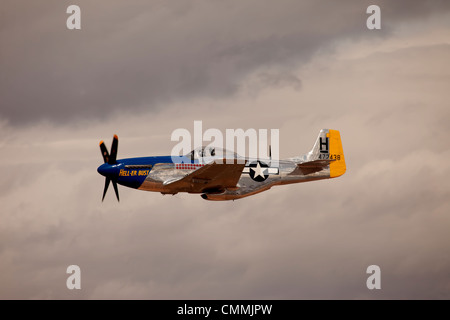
1, 0, 450, 299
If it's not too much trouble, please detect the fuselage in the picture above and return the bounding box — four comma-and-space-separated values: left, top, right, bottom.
97, 155, 330, 200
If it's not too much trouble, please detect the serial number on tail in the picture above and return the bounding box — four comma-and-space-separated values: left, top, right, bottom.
319, 154, 341, 160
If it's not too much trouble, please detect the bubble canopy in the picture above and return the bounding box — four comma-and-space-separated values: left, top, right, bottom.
185, 146, 240, 160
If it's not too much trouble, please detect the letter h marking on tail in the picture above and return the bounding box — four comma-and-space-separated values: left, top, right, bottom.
319, 137, 329, 154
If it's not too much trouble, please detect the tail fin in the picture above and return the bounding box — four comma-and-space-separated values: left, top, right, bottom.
308, 129, 346, 178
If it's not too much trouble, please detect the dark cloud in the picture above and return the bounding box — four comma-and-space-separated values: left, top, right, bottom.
2, 0, 450, 124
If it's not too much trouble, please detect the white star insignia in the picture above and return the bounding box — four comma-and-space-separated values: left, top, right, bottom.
251, 162, 267, 179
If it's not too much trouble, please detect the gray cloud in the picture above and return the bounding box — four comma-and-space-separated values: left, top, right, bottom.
2, 0, 450, 125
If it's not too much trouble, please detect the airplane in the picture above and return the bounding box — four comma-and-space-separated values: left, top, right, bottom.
97, 129, 346, 201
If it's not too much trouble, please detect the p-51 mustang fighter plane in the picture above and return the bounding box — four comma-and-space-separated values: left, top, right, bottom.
97, 129, 346, 201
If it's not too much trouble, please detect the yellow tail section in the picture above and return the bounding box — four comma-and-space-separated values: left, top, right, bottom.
328, 129, 346, 178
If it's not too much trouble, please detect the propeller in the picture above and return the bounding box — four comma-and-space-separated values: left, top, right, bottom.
98, 135, 120, 202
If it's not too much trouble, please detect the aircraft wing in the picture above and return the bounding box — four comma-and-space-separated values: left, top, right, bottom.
164, 159, 246, 193
290, 159, 335, 175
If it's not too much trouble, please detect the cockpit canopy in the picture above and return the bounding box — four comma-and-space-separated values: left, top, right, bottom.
185, 146, 239, 160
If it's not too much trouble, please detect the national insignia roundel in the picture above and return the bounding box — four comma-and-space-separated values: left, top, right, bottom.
248, 161, 269, 182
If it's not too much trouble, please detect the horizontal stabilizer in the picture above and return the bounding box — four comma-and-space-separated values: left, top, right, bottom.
291, 159, 335, 175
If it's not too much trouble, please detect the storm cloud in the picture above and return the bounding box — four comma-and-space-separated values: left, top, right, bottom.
1, 1, 450, 299
2, 0, 450, 124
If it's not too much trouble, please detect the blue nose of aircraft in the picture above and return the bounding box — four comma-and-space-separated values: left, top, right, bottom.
97, 163, 120, 178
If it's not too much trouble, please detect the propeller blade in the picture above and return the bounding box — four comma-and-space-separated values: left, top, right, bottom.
102, 178, 111, 202
112, 180, 120, 202
99, 135, 120, 202
269, 144, 272, 160
108, 134, 118, 164
99, 141, 110, 163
